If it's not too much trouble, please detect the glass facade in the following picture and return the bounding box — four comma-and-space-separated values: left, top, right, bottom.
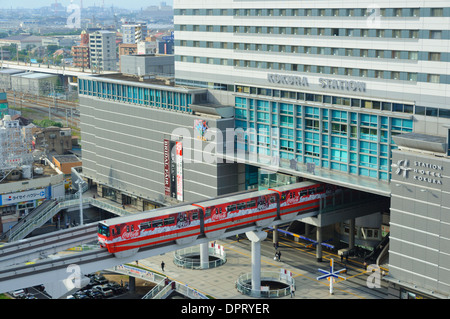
78, 78, 193, 114
235, 96, 413, 181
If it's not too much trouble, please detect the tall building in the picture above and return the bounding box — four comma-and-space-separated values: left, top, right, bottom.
172, 0, 450, 299
89, 30, 117, 72
72, 31, 90, 69
122, 23, 148, 44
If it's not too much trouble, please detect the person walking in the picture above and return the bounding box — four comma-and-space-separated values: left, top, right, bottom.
277, 250, 281, 262
161, 261, 165, 272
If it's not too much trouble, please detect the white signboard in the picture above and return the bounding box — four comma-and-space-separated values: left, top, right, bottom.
1, 188, 46, 205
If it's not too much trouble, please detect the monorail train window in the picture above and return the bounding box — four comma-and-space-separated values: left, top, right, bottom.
126, 225, 129, 232
270, 196, 276, 203
153, 220, 163, 227
205, 208, 211, 217
227, 204, 237, 212
237, 202, 246, 210
317, 186, 325, 193
309, 188, 316, 195
140, 222, 151, 230
192, 211, 199, 220
247, 200, 256, 208
299, 190, 308, 197
164, 217, 175, 225
98, 224, 110, 237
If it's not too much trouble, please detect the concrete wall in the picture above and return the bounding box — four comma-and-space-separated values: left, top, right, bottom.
390, 149, 450, 296
120, 55, 174, 76
80, 95, 238, 204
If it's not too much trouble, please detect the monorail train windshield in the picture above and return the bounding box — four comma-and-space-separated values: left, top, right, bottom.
98, 223, 110, 237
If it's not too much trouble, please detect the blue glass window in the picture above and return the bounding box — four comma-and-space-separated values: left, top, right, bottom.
305, 106, 319, 118
360, 114, 377, 127
331, 149, 348, 162
331, 110, 348, 122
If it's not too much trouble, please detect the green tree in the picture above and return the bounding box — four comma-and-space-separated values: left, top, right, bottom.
33, 119, 63, 128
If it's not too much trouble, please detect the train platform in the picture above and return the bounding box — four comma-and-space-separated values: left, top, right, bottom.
138, 236, 389, 300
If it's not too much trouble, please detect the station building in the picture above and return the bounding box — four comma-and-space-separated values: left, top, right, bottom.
78, 1, 450, 299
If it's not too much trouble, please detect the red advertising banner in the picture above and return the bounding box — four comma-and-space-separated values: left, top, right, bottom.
163, 139, 171, 196
176, 141, 183, 201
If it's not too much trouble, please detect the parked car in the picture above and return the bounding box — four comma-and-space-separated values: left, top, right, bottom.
93, 274, 108, 285
84, 289, 103, 299
73, 291, 89, 299
11, 289, 26, 298
106, 282, 126, 295
93, 285, 113, 298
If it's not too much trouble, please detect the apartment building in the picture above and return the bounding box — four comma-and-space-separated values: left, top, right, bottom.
89, 30, 117, 72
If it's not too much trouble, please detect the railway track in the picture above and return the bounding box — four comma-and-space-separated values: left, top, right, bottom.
5, 91, 80, 128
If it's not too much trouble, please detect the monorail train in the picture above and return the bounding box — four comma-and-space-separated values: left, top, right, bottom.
97, 181, 336, 258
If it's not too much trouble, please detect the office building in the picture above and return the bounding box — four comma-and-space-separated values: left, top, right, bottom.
78, 73, 236, 210
172, 0, 450, 299
89, 30, 117, 71
122, 23, 148, 44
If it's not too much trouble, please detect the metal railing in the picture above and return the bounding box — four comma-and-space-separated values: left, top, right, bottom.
236, 271, 295, 298
173, 245, 227, 269
110, 264, 209, 299
6, 191, 136, 242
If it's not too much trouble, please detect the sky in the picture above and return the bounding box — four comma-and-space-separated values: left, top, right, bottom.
0, 0, 172, 10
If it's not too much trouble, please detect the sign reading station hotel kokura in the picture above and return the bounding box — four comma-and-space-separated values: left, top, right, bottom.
392, 159, 444, 185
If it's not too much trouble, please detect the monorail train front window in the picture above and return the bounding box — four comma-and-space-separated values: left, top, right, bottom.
98, 224, 110, 237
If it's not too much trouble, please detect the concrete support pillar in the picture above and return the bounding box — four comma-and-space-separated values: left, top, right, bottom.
273, 225, 279, 247
316, 226, 322, 262
246, 230, 268, 297
200, 242, 209, 269
349, 218, 355, 250
305, 223, 310, 236
128, 276, 135, 293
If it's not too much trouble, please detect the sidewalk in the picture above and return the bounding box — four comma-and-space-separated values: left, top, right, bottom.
138, 239, 380, 299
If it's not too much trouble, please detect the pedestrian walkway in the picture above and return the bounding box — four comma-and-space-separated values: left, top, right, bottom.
138, 238, 386, 299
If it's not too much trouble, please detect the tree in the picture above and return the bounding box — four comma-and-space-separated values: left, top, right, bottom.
33, 119, 63, 128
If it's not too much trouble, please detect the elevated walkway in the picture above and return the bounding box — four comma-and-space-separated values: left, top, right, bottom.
109, 264, 209, 299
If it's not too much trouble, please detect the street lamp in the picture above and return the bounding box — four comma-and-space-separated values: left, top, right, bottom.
76, 179, 84, 226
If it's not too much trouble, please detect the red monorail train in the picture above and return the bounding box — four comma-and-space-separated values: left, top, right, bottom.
97, 181, 335, 258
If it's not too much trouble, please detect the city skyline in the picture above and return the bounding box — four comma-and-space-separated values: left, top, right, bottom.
0, 0, 172, 9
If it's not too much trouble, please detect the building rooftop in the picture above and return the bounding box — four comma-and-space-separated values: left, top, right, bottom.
0, 69, 25, 75
0, 162, 60, 185
393, 133, 447, 154
94, 72, 176, 87
52, 154, 81, 163
15, 73, 57, 79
